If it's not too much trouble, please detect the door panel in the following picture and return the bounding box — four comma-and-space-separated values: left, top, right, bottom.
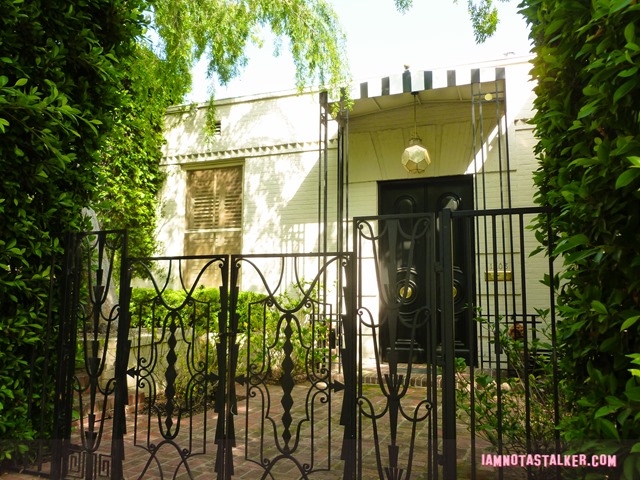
378, 175, 476, 364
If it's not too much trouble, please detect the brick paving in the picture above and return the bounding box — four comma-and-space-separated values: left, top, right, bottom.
4, 369, 527, 479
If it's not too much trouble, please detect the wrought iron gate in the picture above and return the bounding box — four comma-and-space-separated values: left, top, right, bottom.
345, 212, 457, 479
51, 213, 459, 479
6, 206, 563, 479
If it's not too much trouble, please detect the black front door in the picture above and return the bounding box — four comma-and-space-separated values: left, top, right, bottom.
378, 174, 476, 364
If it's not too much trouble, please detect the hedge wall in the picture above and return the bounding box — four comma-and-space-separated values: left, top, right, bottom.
522, 1, 640, 477
0, 0, 145, 461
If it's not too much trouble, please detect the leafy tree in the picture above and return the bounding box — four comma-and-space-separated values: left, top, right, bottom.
96, 44, 188, 259
397, 0, 510, 42
150, 0, 348, 131
522, 1, 640, 477
0, 0, 348, 462
152, 0, 347, 91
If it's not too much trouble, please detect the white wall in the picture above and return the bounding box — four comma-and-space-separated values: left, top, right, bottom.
159, 91, 339, 259
158, 90, 340, 293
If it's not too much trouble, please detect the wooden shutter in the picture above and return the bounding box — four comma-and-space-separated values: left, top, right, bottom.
184, 166, 243, 286
187, 167, 242, 232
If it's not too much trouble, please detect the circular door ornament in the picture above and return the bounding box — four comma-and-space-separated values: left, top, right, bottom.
453, 266, 466, 314
439, 193, 461, 211
396, 267, 419, 305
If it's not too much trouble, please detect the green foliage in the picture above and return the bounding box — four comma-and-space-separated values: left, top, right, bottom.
130, 286, 222, 330
96, 45, 188, 259
150, 0, 350, 133
522, 0, 640, 477
129, 284, 327, 409
465, 0, 504, 43
454, 0, 509, 43
238, 283, 330, 383
0, 0, 146, 461
399, 0, 506, 43
394, 0, 413, 13
456, 316, 562, 479
153, 0, 348, 89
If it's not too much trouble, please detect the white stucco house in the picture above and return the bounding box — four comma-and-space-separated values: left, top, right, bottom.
156, 55, 551, 366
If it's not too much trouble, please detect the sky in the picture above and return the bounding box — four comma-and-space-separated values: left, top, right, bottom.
186, 0, 532, 103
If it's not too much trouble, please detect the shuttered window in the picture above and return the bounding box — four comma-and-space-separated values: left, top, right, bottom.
184, 166, 243, 286
187, 167, 243, 233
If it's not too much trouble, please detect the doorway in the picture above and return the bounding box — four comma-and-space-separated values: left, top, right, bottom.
378, 174, 476, 364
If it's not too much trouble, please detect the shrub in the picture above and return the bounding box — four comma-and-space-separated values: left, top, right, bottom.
236, 283, 331, 384
522, 1, 640, 476
129, 286, 221, 331
128, 285, 328, 408
0, 0, 145, 463
456, 315, 564, 478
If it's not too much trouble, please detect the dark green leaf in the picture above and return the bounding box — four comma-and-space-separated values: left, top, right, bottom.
625, 387, 640, 403
614, 79, 636, 104
554, 234, 589, 255
621, 316, 640, 331
595, 404, 621, 418
598, 418, 621, 440
616, 169, 640, 189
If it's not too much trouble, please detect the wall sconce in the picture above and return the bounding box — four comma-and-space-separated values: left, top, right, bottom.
401, 93, 431, 174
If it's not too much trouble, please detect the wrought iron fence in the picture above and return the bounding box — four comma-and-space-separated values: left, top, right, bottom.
4, 206, 566, 480
452, 207, 562, 480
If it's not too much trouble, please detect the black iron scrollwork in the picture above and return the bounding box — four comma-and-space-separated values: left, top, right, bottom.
351, 215, 437, 479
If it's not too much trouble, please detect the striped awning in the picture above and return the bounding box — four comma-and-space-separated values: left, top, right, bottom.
350, 66, 506, 100
331, 66, 509, 119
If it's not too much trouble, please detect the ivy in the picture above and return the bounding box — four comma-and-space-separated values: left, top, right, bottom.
522, 0, 640, 477
95, 45, 186, 259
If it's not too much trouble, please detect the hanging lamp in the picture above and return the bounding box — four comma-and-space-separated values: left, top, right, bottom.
401, 93, 431, 174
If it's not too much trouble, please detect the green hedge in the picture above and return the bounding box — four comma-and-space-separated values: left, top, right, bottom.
523, 1, 640, 477
129, 287, 266, 332
0, 0, 145, 463
129, 287, 324, 383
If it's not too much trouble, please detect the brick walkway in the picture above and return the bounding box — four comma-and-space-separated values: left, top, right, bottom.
4, 370, 524, 479
116, 380, 434, 479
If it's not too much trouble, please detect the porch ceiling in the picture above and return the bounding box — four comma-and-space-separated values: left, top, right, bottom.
346, 94, 501, 134
348, 85, 478, 119
338, 67, 508, 181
